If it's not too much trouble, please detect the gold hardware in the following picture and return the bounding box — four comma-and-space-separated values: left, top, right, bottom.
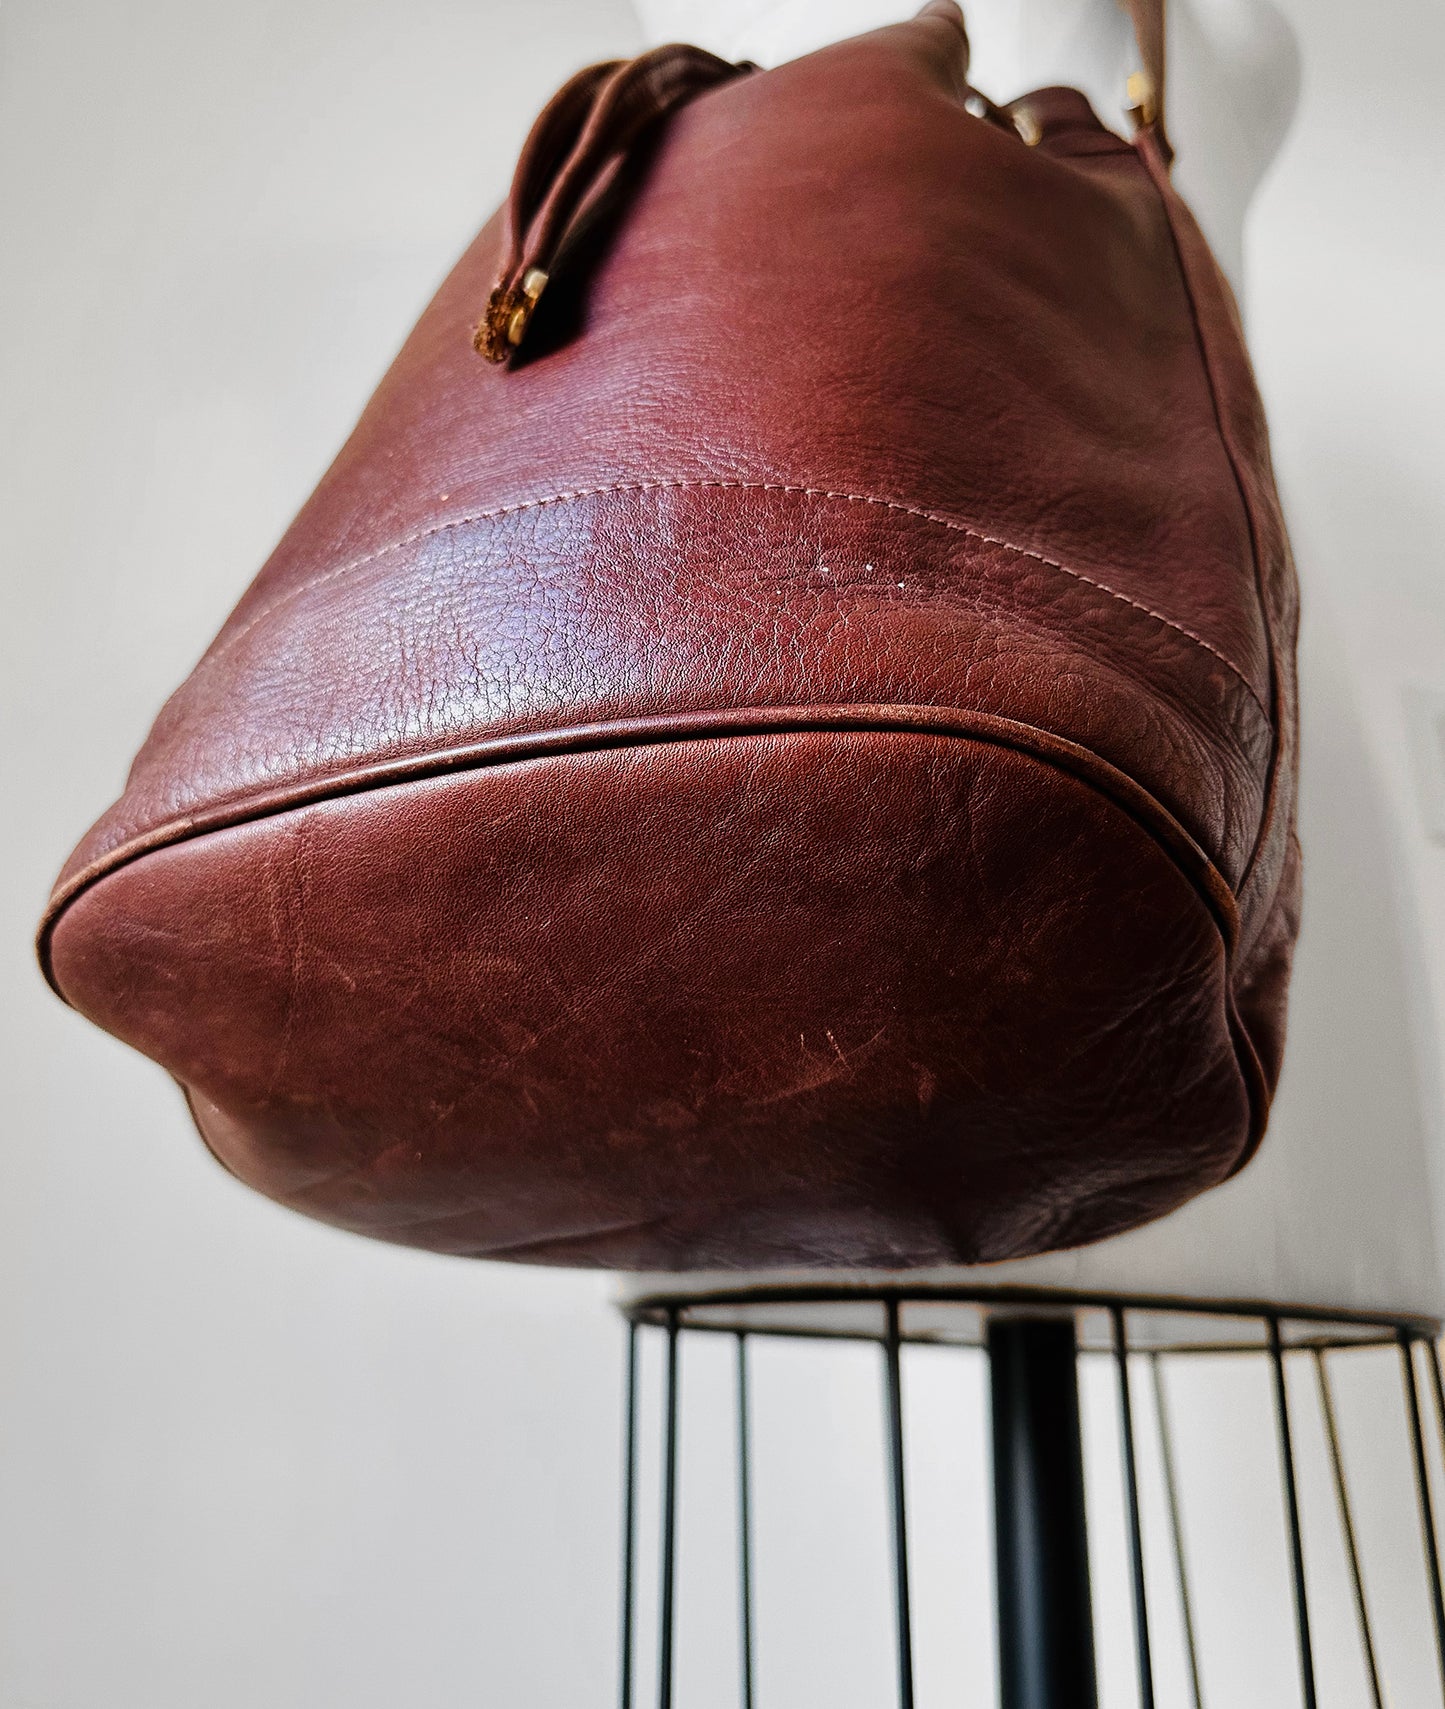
473, 267, 550, 363
1012, 106, 1042, 147
1126, 71, 1157, 129
474, 291, 513, 362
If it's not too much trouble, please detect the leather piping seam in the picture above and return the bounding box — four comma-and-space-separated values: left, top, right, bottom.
200, 480, 1272, 721
1137, 131, 1283, 912
1129, 134, 1281, 1172
42, 705, 1237, 954
38, 702, 1263, 1169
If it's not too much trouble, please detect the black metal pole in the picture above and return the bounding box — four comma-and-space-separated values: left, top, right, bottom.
736, 1333, 756, 1709
658, 1310, 680, 1709
1151, 1355, 1204, 1709
1399, 1331, 1445, 1696
988, 1315, 1098, 1709
1312, 1349, 1384, 1709
1110, 1308, 1155, 1709
1267, 1317, 1317, 1709
883, 1299, 917, 1709
619, 1319, 639, 1709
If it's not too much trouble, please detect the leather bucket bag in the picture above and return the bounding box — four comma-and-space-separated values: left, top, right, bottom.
40, 1, 1301, 1271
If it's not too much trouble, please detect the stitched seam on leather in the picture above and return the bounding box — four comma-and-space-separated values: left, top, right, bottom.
203, 480, 1271, 718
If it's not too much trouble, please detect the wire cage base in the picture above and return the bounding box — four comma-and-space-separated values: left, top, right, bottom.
618, 1287, 1445, 1709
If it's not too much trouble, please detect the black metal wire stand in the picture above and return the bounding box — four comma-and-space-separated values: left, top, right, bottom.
618, 1285, 1445, 1709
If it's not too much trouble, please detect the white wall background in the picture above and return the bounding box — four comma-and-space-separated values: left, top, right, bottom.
3, 1, 1445, 1705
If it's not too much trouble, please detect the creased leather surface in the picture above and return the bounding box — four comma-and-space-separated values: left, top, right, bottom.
50, 733, 1252, 1267
42, 5, 1301, 1268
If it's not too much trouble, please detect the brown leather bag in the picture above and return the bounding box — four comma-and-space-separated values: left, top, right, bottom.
39, 1, 1300, 1270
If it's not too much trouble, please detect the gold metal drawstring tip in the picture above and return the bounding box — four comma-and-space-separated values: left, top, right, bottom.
1011, 104, 1042, 147
1125, 71, 1157, 130
473, 267, 550, 364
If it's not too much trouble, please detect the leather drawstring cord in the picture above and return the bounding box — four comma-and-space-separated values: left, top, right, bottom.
474, 0, 1170, 364
474, 44, 755, 363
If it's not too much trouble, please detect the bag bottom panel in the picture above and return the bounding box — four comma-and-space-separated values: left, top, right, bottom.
48, 726, 1252, 1268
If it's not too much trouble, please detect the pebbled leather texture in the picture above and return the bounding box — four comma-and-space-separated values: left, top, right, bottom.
40, 2, 1301, 1269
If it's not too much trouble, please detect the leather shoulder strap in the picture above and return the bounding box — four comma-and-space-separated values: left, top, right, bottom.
918, 0, 1172, 161
1121, 0, 1171, 160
